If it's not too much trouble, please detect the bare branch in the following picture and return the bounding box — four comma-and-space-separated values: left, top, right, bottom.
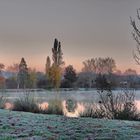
133, 50, 140, 65
137, 9, 140, 20
131, 9, 140, 65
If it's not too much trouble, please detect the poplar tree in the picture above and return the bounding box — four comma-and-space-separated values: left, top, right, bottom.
45, 56, 51, 76
48, 38, 64, 89
52, 38, 64, 67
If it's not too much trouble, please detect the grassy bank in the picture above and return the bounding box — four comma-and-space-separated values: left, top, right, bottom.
0, 109, 140, 140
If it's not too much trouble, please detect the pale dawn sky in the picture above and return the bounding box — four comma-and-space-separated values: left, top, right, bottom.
0, 0, 140, 73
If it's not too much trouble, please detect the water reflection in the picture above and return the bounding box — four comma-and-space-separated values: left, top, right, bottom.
135, 100, 140, 112
38, 101, 85, 117
62, 101, 85, 117
38, 102, 48, 110
5, 102, 13, 110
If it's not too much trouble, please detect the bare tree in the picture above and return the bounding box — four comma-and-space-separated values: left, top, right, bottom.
82, 57, 116, 74
130, 9, 140, 64
82, 58, 96, 73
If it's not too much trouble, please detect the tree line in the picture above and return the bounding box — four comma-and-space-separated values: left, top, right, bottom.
0, 38, 139, 90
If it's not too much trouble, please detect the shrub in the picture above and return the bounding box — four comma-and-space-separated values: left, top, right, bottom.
13, 92, 40, 113
115, 101, 140, 120
79, 103, 105, 118
13, 92, 63, 115
96, 89, 140, 120
80, 89, 140, 121
46, 98, 63, 115
79, 103, 95, 117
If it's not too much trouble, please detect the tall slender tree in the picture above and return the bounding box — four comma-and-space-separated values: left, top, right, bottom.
58, 42, 64, 66
48, 38, 64, 89
52, 38, 58, 66
45, 56, 51, 76
52, 38, 64, 67
17, 58, 29, 89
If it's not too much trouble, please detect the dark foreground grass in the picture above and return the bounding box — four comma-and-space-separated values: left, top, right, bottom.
0, 109, 140, 140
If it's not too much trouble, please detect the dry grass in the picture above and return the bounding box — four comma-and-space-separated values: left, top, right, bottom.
13, 92, 40, 113
46, 98, 63, 115
0, 92, 7, 109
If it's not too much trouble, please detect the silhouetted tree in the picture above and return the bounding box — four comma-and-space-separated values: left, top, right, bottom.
131, 9, 140, 64
62, 65, 77, 88
95, 74, 112, 91
64, 65, 77, 83
17, 58, 29, 89
52, 38, 64, 67
45, 56, 51, 76
82, 57, 116, 74
82, 58, 96, 73
48, 38, 65, 90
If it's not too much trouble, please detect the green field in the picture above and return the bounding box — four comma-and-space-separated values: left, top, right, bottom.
0, 109, 140, 140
